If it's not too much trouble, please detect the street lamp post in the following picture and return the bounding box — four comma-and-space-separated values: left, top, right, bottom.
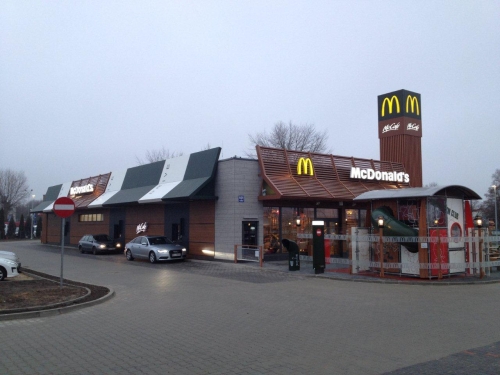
30, 192, 35, 239
493, 184, 498, 233
434, 218, 442, 280
474, 215, 484, 279
378, 216, 385, 278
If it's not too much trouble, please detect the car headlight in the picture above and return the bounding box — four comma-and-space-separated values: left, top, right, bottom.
116, 243, 121, 248
182, 248, 187, 253
99, 244, 106, 249
157, 249, 168, 253
4, 259, 17, 266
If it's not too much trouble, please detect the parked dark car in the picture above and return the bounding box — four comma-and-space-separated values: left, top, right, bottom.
78, 234, 122, 255
124, 235, 187, 263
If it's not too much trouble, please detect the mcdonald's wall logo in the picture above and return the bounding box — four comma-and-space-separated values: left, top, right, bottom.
297, 157, 314, 176
378, 90, 421, 120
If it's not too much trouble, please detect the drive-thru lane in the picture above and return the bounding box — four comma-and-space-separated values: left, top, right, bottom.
1, 240, 500, 375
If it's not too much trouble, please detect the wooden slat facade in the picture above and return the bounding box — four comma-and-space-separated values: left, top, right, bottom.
380, 134, 422, 187
189, 201, 215, 258
70, 173, 112, 209
257, 146, 410, 202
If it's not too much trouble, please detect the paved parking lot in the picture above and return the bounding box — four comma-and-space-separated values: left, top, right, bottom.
1, 240, 500, 375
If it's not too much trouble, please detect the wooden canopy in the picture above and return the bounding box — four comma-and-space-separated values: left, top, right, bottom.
257, 146, 411, 201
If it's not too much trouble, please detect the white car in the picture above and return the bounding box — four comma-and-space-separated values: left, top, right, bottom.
0, 257, 20, 281
0, 251, 21, 270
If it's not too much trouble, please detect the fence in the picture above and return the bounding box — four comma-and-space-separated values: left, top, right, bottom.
295, 229, 500, 279
234, 245, 263, 267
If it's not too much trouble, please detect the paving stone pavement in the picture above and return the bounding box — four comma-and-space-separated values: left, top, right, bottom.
1, 241, 500, 375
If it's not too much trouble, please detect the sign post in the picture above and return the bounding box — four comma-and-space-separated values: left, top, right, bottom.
53, 197, 75, 287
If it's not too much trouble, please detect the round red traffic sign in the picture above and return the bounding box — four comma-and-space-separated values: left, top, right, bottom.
53, 197, 75, 218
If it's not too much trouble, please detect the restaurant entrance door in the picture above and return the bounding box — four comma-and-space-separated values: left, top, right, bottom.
324, 219, 343, 257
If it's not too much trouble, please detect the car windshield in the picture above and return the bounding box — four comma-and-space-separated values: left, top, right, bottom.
148, 236, 173, 245
94, 234, 110, 242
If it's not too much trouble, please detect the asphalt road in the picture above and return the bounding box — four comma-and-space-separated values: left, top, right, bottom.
1, 240, 500, 375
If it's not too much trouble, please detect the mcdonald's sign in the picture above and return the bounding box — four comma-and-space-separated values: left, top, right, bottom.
378, 90, 421, 120
406, 95, 419, 115
297, 157, 314, 176
381, 95, 400, 117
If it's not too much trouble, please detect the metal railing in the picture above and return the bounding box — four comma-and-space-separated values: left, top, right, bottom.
234, 245, 263, 267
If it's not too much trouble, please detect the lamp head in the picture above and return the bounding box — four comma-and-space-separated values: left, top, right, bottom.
474, 215, 483, 228
377, 216, 384, 228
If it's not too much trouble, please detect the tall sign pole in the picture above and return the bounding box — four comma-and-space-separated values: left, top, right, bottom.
53, 197, 75, 287
378, 89, 423, 187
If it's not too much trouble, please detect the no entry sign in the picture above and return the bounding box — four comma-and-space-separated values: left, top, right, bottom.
53, 197, 75, 218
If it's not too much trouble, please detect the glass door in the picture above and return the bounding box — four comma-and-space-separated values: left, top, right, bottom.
324, 219, 341, 257
242, 221, 258, 247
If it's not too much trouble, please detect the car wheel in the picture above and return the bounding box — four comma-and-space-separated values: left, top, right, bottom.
149, 251, 157, 264
0, 267, 6, 281
79, 245, 84, 254
126, 249, 134, 261
92, 247, 97, 255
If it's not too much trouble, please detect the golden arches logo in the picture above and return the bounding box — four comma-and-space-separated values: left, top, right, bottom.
381, 96, 400, 117
406, 95, 420, 115
297, 157, 314, 176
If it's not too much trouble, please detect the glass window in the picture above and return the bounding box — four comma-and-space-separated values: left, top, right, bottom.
78, 213, 104, 222
149, 236, 171, 245
281, 207, 295, 246
94, 234, 110, 242
428, 197, 446, 227
264, 207, 280, 253
398, 200, 420, 228
360, 209, 367, 227
316, 209, 339, 219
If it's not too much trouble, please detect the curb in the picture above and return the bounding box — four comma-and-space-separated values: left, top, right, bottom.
253, 262, 500, 286
1, 286, 92, 314
0, 288, 115, 321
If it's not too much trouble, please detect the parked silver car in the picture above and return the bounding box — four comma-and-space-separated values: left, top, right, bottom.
124, 235, 187, 263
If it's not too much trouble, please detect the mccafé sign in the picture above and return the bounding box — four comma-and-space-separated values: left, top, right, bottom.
70, 184, 94, 196
136, 222, 148, 234
350, 167, 410, 183
297, 157, 314, 176
382, 122, 400, 134
378, 90, 421, 121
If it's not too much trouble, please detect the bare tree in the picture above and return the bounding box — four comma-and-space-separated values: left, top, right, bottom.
479, 169, 500, 222
0, 169, 30, 217
424, 182, 439, 188
135, 147, 183, 165
16, 198, 42, 219
247, 121, 330, 157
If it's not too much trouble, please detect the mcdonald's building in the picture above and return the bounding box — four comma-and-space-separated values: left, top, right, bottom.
33, 89, 482, 278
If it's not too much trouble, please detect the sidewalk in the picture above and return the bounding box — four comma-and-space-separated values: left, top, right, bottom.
254, 259, 500, 285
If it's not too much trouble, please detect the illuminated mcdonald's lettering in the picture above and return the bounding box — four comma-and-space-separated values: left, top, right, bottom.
381, 95, 400, 117
406, 95, 420, 115
297, 157, 314, 176
70, 184, 94, 196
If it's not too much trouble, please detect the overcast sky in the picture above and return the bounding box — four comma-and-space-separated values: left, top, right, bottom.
1, 1, 499, 203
